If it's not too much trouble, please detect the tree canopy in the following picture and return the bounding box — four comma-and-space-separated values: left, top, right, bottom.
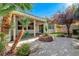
0, 3, 32, 16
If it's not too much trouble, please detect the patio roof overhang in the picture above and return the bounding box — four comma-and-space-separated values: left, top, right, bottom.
11, 11, 45, 23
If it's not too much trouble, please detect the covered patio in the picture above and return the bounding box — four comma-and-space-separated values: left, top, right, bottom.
9, 11, 46, 41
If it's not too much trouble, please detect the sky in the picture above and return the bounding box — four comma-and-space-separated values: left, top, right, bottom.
27, 3, 68, 18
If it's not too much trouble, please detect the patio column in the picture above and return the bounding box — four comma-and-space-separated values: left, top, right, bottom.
13, 15, 16, 41
34, 20, 36, 37
43, 23, 46, 33
54, 24, 57, 32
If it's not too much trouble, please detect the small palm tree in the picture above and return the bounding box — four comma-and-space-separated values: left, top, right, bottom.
9, 18, 30, 54
44, 17, 49, 35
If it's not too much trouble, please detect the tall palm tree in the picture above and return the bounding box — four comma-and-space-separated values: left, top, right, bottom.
0, 3, 32, 54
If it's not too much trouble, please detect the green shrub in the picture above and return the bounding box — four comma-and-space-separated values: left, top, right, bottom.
0, 42, 5, 55
73, 29, 79, 35
16, 43, 30, 56
51, 32, 65, 34
51, 32, 66, 37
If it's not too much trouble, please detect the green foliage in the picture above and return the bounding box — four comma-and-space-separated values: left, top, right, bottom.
44, 21, 48, 32
44, 17, 49, 34
51, 32, 65, 34
19, 18, 30, 28
0, 32, 6, 42
0, 3, 32, 16
16, 43, 30, 56
0, 42, 6, 54
24, 32, 30, 37
73, 4, 79, 19
22, 32, 30, 39
73, 29, 79, 35
15, 3, 32, 11
51, 32, 66, 37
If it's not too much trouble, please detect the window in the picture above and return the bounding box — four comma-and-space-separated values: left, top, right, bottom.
48, 24, 54, 29
18, 21, 26, 30
28, 23, 34, 30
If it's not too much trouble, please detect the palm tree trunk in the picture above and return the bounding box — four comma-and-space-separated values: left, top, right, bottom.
8, 27, 25, 54
1, 13, 12, 48
1, 13, 12, 34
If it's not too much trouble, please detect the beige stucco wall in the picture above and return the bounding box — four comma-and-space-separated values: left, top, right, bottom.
54, 21, 79, 33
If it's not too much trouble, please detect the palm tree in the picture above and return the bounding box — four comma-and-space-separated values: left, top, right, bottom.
0, 3, 32, 54
44, 17, 49, 34
9, 18, 31, 54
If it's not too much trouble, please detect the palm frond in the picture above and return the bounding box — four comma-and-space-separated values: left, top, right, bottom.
19, 18, 30, 28
0, 3, 32, 16
0, 4, 16, 16
14, 3, 32, 12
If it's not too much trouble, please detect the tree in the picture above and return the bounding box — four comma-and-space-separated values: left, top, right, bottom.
63, 4, 78, 37
52, 6, 75, 37
64, 6, 74, 37
0, 3, 32, 54
8, 18, 30, 54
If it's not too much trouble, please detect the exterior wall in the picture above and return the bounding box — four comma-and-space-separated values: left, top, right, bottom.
54, 24, 63, 32
54, 21, 79, 33
55, 24, 73, 33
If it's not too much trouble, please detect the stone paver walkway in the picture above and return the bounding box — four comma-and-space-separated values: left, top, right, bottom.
29, 37, 79, 56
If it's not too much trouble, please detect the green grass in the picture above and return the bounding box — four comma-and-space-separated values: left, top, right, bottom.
51, 32, 66, 37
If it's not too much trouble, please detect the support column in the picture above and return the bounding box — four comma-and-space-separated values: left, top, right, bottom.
13, 15, 16, 41
54, 24, 57, 32
34, 20, 36, 37
43, 23, 45, 33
